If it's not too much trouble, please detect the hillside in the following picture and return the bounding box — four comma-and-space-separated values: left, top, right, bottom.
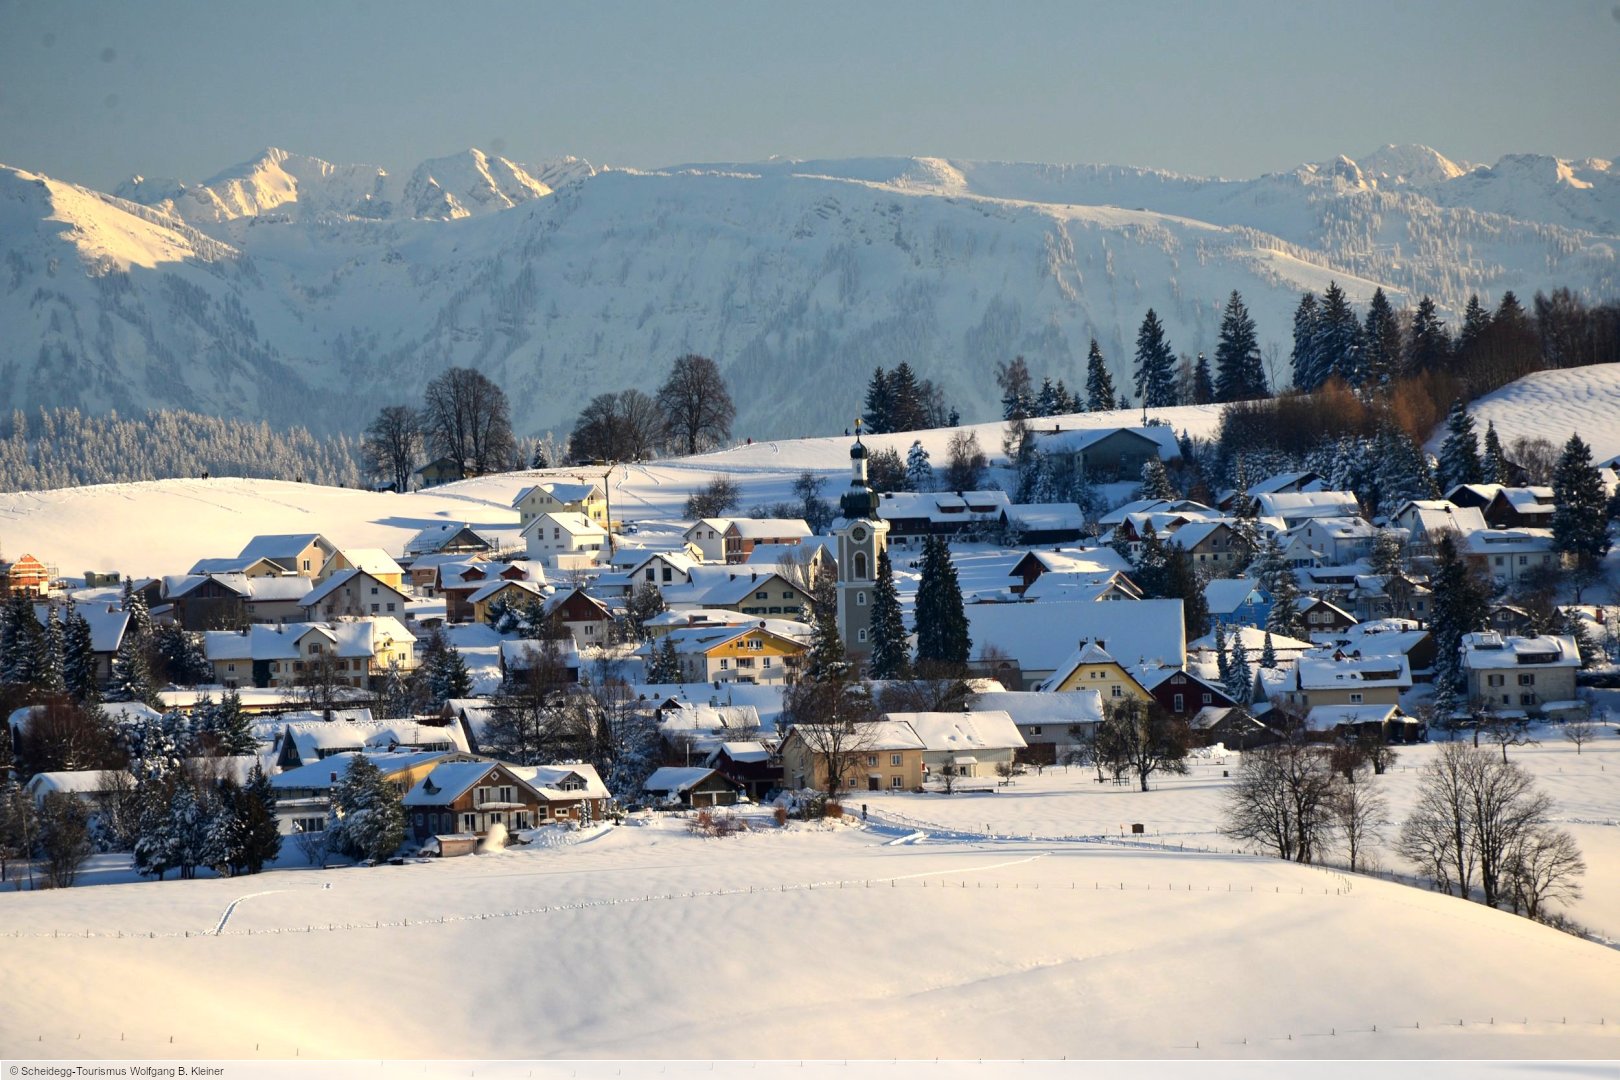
1429, 363, 1620, 464
1, 144, 1615, 440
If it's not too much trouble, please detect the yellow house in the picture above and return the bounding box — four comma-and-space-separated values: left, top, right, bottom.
317, 549, 406, 590
779, 720, 926, 794
1040, 640, 1152, 704
469, 578, 545, 626
661, 624, 806, 686
513, 481, 609, 529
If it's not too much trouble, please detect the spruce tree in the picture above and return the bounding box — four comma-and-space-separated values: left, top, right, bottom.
1481, 422, 1510, 485
1224, 633, 1253, 704
1161, 544, 1210, 639
997, 356, 1035, 422
1255, 535, 1304, 638
1214, 624, 1231, 687
1436, 400, 1483, 493
1, 594, 44, 689
648, 636, 681, 685
802, 573, 849, 686
108, 632, 155, 705
1132, 309, 1178, 408
124, 585, 153, 641
913, 535, 970, 670
905, 440, 934, 492
1457, 294, 1491, 358
1213, 291, 1267, 402
1139, 458, 1177, 501
1084, 340, 1116, 411
1290, 292, 1323, 390
238, 764, 282, 874
1315, 282, 1362, 386
862, 368, 892, 434
40, 606, 65, 693
888, 362, 925, 432
62, 605, 99, 703
1260, 632, 1278, 670
130, 717, 181, 880
329, 754, 405, 864
1192, 353, 1215, 405
1551, 433, 1612, 579
1429, 534, 1489, 710
213, 688, 256, 757
1407, 295, 1449, 373
1034, 377, 1061, 418
1362, 288, 1403, 387
867, 549, 910, 680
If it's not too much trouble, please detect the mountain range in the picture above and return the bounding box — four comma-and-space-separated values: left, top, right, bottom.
1, 144, 1615, 439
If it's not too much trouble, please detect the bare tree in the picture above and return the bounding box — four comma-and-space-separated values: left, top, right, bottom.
362, 404, 422, 492
483, 640, 579, 765
1222, 742, 1338, 863
36, 792, 92, 888
570, 389, 666, 462
943, 431, 988, 491
1475, 704, 1538, 763
1562, 717, 1598, 755
658, 354, 736, 455
1329, 779, 1387, 872
423, 367, 517, 477
683, 475, 741, 519
1398, 742, 1478, 899
1095, 697, 1190, 792
1503, 824, 1586, 920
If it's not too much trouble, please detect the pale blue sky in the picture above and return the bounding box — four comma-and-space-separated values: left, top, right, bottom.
2, 0, 1617, 190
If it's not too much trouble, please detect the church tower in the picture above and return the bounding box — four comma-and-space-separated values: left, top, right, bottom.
835, 420, 890, 660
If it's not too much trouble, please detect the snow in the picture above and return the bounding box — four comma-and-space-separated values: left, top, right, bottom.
5, 737, 1620, 1059
1433, 364, 1620, 465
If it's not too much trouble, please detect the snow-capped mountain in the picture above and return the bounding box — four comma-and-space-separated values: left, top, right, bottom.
2, 145, 1615, 439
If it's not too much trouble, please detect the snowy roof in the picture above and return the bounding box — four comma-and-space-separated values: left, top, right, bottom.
659, 702, 763, 735
1295, 655, 1412, 690
787, 720, 926, 752
1016, 548, 1134, 576
1462, 528, 1555, 555
519, 511, 607, 539
402, 760, 530, 806
1394, 502, 1488, 537
236, 533, 331, 565
328, 548, 405, 578
1303, 704, 1404, 732
300, 569, 408, 608
1004, 503, 1085, 530
405, 523, 496, 556
1034, 425, 1180, 459
887, 711, 1026, 753
1098, 499, 1210, 527
1020, 574, 1137, 602
1460, 633, 1580, 669
1190, 625, 1314, 655
683, 518, 734, 538
1254, 491, 1361, 521
662, 568, 811, 609
725, 518, 812, 539
274, 750, 450, 792
25, 770, 126, 800
35, 602, 129, 654
1202, 578, 1264, 615
711, 740, 772, 763
364, 722, 469, 754
514, 481, 602, 507
745, 542, 817, 566
467, 577, 544, 605
966, 689, 1105, 727
643, 767, 732, 794
99, 701, 162, 726
969, 597, 1186, 674
519, 762, 611, 801
499, 637, 583, 668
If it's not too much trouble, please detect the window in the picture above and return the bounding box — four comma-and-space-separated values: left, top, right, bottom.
719, 658, 728, 669
1494, 556, 1504, 566
891, 775, 904, 789
1031, 725, 1043, 736
387, 603, 396, 612
1518, 673, 1535, 686
1519, 555, 1528, 566
857, 628, 868, 643
755, 591, 768, 600
645, 569, 655, 581
461, 813, 477, 832
1202, 693, 1212, 704
227, 663, 237, 672
662, 567, 673, 582
371, 603, 379, 613
866, 755, 878, 767
1349, 692, 1363, 704
1520, 694, 1536, 706
782, 591, 793, 599
1173, 693, 1184, 712
1111, 686, 1123, 698
370, 586, 379, 595
857, 591, 867, 606
762, 657, 772, 668
891, 754, 902, 767
1487, 674, 1505, 687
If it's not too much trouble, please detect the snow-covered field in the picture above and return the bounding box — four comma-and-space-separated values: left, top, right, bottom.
3, 736, 1618, 1060
1424, 363, 1620, 464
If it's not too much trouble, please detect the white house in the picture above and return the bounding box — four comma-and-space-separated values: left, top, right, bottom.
682, 519, 733, 563
521, 511, 609, 566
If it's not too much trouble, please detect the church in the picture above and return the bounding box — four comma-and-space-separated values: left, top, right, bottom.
833, 421, 890, 660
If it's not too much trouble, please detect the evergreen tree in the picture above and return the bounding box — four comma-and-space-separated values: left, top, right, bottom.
212, 689, 256, 757
1255, 534, 1304, 638
1224, 632, 1253, 704
1315, 282, 1363, 386
1260, 632, 1278, 670
328, 754, 405, 864
867, 549, 910, 680
862, 368, 892, 434
1369, 529, 1405, 579
1551, 433, 1612, 579
997, 357, 1035, 422
1436, 400, 1483, 493
1362, 288, 1403, 387
802, 573, 850, 686
1034, 377, 1061, 418
1213, 291, 1267, 402
1429, 534, 1489, 710
1130, 521, 1170, 597
1215, 624, 1232, 687
123, 585, 153, 641
417, 628, 472, 708
1, 593, 45, 689
152, 623, 210, 687
905, 440, 934, 492
1369, 423, 1437, 516
237, 764, 282, 874
40, 606, 65, 694
62, 604, 99, 704
1290, 292, 1324, 391
1407, 295, 1450, 373
647, 636, 682, 685
1132, 309, 1178, 408
1053, 379, 1077, 414
887, 362, 926, 432
1457, 294, 1491, 357
1481, 422, 1510, 485
108, 632, 155, 705
913, 535, 970, 670
1161, 544, 1210, 639
1071, 464, 1102, 523
1495, 290, 1530, 334
1192, 353, 1215, 405
1084, 340, 1116, 411
1139, 458, 1177, 501
130, 717, 181, 880
206, 777, 243, 876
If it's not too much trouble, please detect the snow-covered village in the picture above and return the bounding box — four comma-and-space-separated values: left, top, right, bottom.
4, 3, 1620, 1073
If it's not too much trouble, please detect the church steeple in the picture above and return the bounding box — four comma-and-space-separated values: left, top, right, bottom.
840, 418, 880, 520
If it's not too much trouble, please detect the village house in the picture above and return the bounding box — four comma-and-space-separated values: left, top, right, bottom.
316, 549, 407, 590
1131, 663, 1240, 723
893, 711, 1027, 783
498, 637, 583, 685
1461, 632, 1585, 721
871, 490, 1010, 547
1033, 426, 1176, 482
538, 587, 615, 648
1388, 501, 1486, 552
593, 550, 698, 598
682, 518, 734, 564
1038, 639, 1153, 702
521, 511, 609, 566
204, 618, 416, 690
403, 759, 610, 844
1006, 547, 1134, 596
650, 623, 806, 686
967, 597, 1186, 691
1274, 655, 1412, 712
965, 689, 1103, 767
300, 569, 413, 621
1302, 704, 1425, 744
468, 578, 546, 626
1295, 595, 1359, 634
0, 553, 52, 597
1218, 470, 1326, 511
414, 457, 463, 488
705, 740, 783, 801
1463, 528, 1559, 589
1286, 517, 1380, 566
1348, 573, 1432, 624
661, 567, 815, 621
161, 572, 311, 629
1444, 484, 1557, 531
235, 534, 336, 577
778, 720, 927, 794
642, 766, 746, 809
1203, 578, 1271, 630
723, 518, 811, 563
512, 481, 609, 529
1253, 491, 1362, 528
273, 750, 455, 836
404, 523, 497, 560
1000, 503, 1087, 545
